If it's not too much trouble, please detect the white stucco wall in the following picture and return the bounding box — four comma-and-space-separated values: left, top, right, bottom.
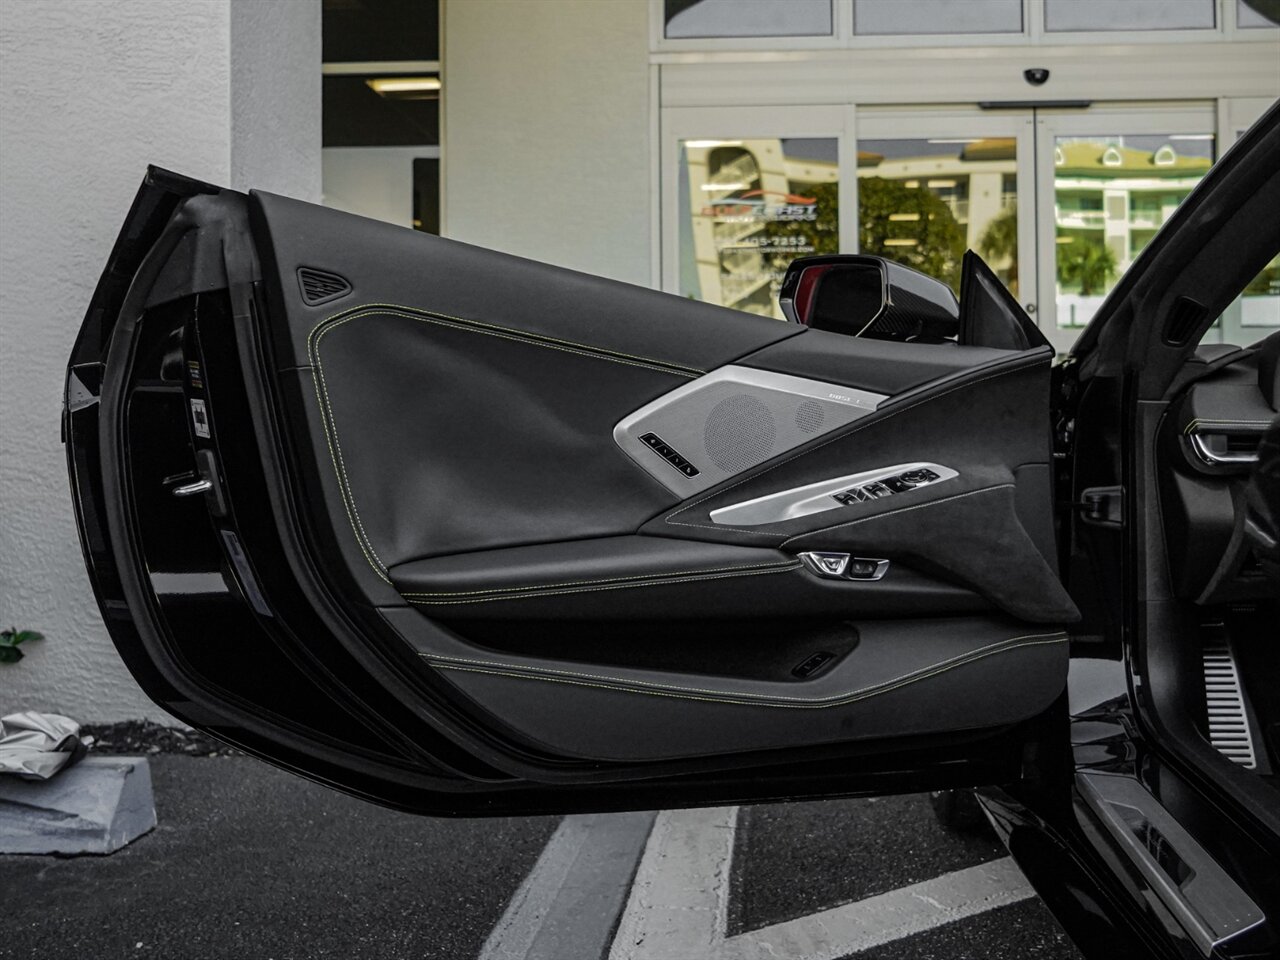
443, 0, 652, 286
0, 0, 320, 721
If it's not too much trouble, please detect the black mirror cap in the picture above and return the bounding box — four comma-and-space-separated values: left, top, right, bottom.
779, 254, 959, 343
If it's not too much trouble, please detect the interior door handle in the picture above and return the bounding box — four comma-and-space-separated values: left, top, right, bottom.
1189, 432, 1260, 466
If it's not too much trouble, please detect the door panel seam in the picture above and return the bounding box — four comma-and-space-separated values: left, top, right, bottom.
398, 559, 797, 598
305, 305, 705, 580
309, 303, 707, 376
420, 632, 1067, 708
403, 562, 801, 605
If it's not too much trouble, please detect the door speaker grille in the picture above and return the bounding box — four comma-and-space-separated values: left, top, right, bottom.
703, 394, 776, 472
297, 267, 352, 306
795, 399, 825, 434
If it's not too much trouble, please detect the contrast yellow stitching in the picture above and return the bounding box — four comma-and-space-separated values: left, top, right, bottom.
304, 304, 704, 579
662, 359, 1042, 538
405, 562, 801, 605
311, 303, 706, 376
1182, 417, 1274, 435
400, 559, 797, 597
423, 633, 1067, 708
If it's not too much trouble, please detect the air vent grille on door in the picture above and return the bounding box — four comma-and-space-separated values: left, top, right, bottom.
297, 267, 352, 306
1162, 296, 1208, 346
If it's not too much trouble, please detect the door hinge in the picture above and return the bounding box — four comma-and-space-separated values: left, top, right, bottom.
1077, 486, 1122, 526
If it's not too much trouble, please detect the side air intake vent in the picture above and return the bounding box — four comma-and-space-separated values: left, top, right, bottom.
1162, 296, 1208, 346
297, 267, 352, 306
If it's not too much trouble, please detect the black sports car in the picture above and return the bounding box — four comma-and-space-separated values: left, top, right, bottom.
63, 101, 1280, 959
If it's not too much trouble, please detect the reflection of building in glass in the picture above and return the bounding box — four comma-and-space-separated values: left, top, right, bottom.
856, 138, 1016, 294
1053, 139, 1210, 277
680, 135, 1244, 329
681, 139, 837, 317
1053, 137, 1211, 327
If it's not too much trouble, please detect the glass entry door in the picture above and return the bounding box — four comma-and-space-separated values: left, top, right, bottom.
1034, 104, 1218, 353
662, 106, 856, 318
663, 101, 1223, 353
853, 109, 1037, 307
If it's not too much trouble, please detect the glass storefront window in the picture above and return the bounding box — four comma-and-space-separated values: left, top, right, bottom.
1238, 0, 1279, 28
1045, 0, 1215, 32
856, 137, 1019, 295
1053, 134, 1213, 330
853, 0, 1022, 36
678, 138, 839, 317
664, 0, 832, 39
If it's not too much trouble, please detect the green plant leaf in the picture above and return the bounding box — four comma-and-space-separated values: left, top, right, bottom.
0, 646, 23, 663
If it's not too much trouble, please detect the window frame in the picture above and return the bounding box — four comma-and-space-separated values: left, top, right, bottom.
649, 0, 1279, 54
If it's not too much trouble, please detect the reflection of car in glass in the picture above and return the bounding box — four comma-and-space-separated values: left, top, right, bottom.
64, 102, 1280, 960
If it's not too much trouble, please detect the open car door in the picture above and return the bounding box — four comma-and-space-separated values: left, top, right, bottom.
64, 169, 1078, 815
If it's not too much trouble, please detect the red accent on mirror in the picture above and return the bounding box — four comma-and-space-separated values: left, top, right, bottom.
792, 265, 832, 326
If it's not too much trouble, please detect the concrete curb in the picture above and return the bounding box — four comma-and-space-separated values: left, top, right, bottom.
0, 755, 157, 855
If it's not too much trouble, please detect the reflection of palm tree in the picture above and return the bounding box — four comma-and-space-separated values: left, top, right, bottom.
857, 178, 966, 290
977, 206, 1018, 295
1058, 237, 1117, 296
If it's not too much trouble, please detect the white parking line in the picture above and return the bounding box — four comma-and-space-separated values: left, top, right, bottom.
480, 811, 657, 960
609, 806, 1036, 960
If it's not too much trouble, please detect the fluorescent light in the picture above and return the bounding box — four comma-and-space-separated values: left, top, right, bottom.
366, 76, 441, 98
883, 239, 919, 247
888, 212, 921, 222
1169, 134, 1213, 141
701, 182, 750, 191
927, 179, 957, 188
684, 140, 743, 149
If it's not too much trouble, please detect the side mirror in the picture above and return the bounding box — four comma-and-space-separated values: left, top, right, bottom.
778, 255, 959, 342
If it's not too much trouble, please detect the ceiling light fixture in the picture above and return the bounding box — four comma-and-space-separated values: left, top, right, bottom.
366, 76, 441, 99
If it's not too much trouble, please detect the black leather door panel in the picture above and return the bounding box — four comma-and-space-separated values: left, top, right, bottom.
381, 608, 1066, 761
740, 331, 1020, 396
388, 535, 991, 620
641, 349, 1078, 623
237, 188, 1073, 770
250, 191, 801, 373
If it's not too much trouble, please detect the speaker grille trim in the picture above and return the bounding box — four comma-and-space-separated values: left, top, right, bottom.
613, 365, 886, 496
704, 394, 777, 472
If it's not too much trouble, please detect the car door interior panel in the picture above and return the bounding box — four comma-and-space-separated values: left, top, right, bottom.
380, 607, 1068, 761
387, 535, 993, 620
241, 188, 1081, 763
68, 170, 1080, 805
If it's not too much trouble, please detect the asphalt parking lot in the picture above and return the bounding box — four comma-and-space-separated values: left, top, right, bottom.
1, 755, 1083, 960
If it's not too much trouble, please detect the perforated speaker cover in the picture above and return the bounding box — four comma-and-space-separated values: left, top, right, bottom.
613, 366, 886, 496
703, 394, 777, 471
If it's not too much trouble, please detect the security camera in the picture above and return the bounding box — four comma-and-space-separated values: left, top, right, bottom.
1024, 68, 1050, 86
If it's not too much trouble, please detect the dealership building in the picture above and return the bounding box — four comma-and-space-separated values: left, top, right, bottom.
2, 0, 1278, 720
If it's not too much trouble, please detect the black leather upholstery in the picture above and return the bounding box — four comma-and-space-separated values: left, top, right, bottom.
740, 330, 1019, 396
244, 189, 1073, 766
383, 608, 1066, 761
388, 535, 992, 620
643, 350, 1079, 623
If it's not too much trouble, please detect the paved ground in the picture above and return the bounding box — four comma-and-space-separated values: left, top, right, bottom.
1, 755, 1082, 960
